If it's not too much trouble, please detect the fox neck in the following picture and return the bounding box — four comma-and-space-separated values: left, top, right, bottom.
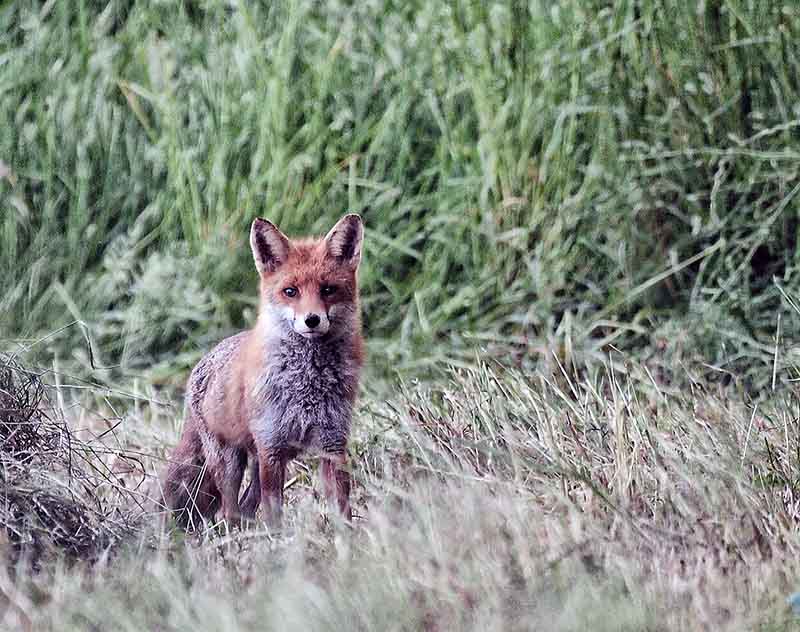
250, 303, 362, 408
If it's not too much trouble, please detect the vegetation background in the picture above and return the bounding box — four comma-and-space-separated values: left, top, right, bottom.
2, 0, 800, 630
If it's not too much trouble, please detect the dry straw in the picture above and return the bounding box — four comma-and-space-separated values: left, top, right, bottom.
0, 354, 142, 565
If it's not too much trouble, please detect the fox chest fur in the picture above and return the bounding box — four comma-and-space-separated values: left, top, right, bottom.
189, 330, 360, 459
251, 333, 360, 458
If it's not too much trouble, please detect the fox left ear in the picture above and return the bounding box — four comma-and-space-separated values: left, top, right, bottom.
250, 218, 290, 275
324, 214, 363, 269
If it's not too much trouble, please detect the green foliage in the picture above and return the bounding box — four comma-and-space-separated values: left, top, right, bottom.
2, 1, 800, 383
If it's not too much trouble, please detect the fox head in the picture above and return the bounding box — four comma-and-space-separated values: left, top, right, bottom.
250, 214, 363, 341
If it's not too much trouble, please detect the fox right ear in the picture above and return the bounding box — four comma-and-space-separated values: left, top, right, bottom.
250, 218, 290, 275
324, 213, 363, 270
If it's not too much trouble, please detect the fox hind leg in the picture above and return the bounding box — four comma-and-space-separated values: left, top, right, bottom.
201, 433, 247, 526
239, 457, 261, 520
164, 422, 222, 529
164, 455, 221, 530
187, 465, 221, 529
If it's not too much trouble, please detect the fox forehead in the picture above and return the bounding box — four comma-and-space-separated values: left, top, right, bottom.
264, 239, 356, 291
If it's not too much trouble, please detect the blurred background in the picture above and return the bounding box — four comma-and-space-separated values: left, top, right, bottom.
3, 1, 800, 387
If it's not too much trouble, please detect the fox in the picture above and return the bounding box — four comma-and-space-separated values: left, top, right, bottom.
163, 213, 365, 528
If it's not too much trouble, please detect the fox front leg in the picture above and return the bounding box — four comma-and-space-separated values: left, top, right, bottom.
320, 452, 352, 521
257, 448, 285, 528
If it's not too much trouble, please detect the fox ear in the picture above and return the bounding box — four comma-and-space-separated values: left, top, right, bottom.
250, 218, 290, 275
324, 214, 363, 269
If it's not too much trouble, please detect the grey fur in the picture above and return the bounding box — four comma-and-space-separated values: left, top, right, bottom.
252, 327, 360, 459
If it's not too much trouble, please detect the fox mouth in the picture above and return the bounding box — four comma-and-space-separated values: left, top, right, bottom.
296, 330, 326, 340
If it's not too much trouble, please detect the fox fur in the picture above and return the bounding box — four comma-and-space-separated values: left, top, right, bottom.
163, 214, 365, 528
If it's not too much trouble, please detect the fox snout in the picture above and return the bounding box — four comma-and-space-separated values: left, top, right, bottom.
274, 287, 334, 338
292, 307, 330, 338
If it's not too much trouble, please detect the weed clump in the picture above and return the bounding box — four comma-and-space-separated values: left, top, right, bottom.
0, 354, 140, 565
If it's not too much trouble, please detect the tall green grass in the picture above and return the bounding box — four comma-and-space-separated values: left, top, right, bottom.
2, 1, 800, 383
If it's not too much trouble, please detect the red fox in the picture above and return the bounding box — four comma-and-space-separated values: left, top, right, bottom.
163, 214, 365, 528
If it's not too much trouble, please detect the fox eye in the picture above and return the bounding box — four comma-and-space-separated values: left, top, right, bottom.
283, 287, 298, 298
321, 285, 338, 297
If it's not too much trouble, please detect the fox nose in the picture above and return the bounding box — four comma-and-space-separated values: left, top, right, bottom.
305, 314, 321, 329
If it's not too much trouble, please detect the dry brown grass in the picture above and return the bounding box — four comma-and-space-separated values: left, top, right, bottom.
1, 355, 798, 630
0, 353, 143, 567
